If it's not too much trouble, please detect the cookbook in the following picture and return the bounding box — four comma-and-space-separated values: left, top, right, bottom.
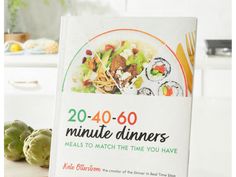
49, 16, 197, 177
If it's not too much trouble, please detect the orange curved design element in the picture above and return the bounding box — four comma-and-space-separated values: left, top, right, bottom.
89, 28, 166, 45
89, 28, 188, 96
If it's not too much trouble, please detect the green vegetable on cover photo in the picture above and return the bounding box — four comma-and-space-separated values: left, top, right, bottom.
98, 40, 156, 89
71, 40, 157, 94
145, 57, 171, 82
23, 129, 52, 168
4, 120, 34, 161
71, 49, 120, 94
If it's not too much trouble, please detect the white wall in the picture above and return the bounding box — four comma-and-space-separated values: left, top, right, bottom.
4, 0, 125, 40
126, 0, 232, 40
124, 0, 231, 67
5, 0, 66, 40
4, 0, 231, 40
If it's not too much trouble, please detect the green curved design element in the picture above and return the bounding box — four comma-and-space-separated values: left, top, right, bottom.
61, 42, 88, 92
61, 29, 165, 92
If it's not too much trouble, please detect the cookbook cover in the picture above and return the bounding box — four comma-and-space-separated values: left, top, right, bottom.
49, 16, 197, 177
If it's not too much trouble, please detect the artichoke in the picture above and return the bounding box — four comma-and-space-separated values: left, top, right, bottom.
4, 120, 34, 161
23, 129, 52, 168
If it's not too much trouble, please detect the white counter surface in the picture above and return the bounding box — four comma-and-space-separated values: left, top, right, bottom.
4, 49, 231, 69
4, 160, 48, 177
4, 54, 58, 67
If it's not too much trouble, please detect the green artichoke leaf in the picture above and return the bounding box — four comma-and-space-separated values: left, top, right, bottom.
23, 129, 52, 168
4, 120, 33, 161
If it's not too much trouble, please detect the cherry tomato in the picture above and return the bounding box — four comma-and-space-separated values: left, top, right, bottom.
86, 50, 92, 55
83, 80, 92, 86
154, 65, 165, 73
166, 87, 173, 96
105, 44, 115, 51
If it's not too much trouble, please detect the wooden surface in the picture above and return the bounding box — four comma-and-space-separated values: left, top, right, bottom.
4, 159, 48, 177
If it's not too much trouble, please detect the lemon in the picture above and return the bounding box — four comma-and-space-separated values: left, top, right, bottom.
10, 44, 22, 52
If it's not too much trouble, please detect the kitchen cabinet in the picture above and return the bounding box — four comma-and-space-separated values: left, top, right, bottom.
194, 46, 231, 97
189, 97, 231, 177
5, 67, 57, 95
4, 55, 58, 128
203, 69, 231, 97
202, 55, 231, 97
4, 94, 55, 129
4, 54, 58, 67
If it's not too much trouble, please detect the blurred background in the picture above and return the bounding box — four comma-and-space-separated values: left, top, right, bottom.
4, 0, 231, 177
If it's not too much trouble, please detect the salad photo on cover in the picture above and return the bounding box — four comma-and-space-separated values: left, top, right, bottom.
65, 29, 193, 97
